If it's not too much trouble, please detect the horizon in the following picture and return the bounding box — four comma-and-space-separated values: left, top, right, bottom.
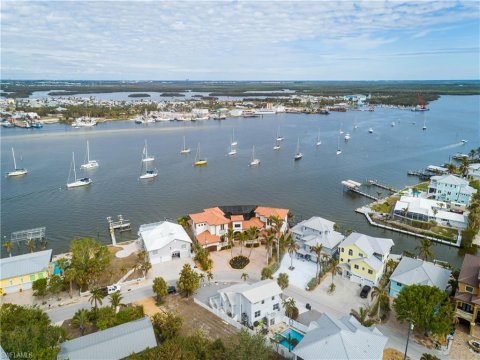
1, 1, 480, 80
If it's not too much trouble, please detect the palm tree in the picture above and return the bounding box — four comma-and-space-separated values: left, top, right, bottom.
282, 297, 296, 319
3, 241, 12, 257
177, 216, 189, 230
141, 261, 152, 277
199, 273, 205, 284
225, 228, 236, 258
310, 244, 323, 279
277, 272, 289, 290
416, 239, 434, 261
469, 149, 476, 160
40, 239, 48, 250
350, 307, 374, 327
72, 309, 90, 335
269, 215, 284, 262
265, 233, 274, 266
370, 285, 390, 321
64, 267, 76, 298
241, 272, 249, 282
109, 292, 124, 313
56, 258, 69, 275
207, 271, 214, 284
330, 258, 341, 285
446, 163, 457, 174
236, 231, 247, 256
246, 226, 259, 258
459, 158, 469, 177
88, 288, 104, 310
26, 239, 36, 253
286, 235, 299, 270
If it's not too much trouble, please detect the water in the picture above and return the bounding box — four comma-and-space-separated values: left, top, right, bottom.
1, 96, 478, 266
279, 328, 304, 349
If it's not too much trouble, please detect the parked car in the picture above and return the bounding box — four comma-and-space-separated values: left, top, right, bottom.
360, 285, 371, 298
167, 286, 176, 294
107, 284, 121, 295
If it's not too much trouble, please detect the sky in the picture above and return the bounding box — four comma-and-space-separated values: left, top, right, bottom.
1, 1, 479, 80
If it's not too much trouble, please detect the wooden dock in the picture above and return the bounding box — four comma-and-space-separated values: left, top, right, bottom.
341, 180, 379, 201
366, 179, 399, 193
107, 215, 131, 246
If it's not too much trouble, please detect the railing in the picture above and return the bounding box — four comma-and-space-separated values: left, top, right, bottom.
456, 308, 474, 322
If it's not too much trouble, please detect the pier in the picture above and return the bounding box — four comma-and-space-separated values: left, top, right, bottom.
365, 179, 399, 193
107, 215, 131, 246
341, 180, 379, 201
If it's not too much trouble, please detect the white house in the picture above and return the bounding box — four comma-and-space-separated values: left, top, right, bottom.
292, 216, 344, 260
138, 221, 192, 264
292, 313, 388, 360
428, 174, 477, 206
209, 279, 283, 328
469, 163, 480, 180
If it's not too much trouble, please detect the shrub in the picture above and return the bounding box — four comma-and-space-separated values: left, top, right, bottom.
230, 256, 249, 269
261, 267, 273, 280
306, 277, 318, 291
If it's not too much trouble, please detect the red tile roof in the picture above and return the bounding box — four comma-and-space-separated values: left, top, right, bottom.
255, 206, 289, 219
242, 217, 264, 229
458, 254, 480, 288
189, 207, 230, 225
231, 215, 244, 222
196, 230, 221, 246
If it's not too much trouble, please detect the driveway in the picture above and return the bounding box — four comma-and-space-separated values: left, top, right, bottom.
209, 246, 267, 282
274, 253, 317, 289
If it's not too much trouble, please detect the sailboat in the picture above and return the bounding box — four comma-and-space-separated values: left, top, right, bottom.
353, 117, 358, 129
422, 117, 427, 131
180, 136, 191, 154
231, 129, 238, 146
344, 133, 350, 141
316, 130, 322, 146
368, 128, 374, 133
194, 143, 207, 166
139, 161, 158, 179
391, 122, 395, 127
336, 134, 342, 155
250, 146, 260, 166
276, 127, 284, 141
228, 139, 237, 156
67, 152, 92, 188
80, 141, 99, 169
339, 124, 344, 135
273, 139, 281, 150
142, 140, 155, 162
294, 138, 303, 160
6, 148, 28, 176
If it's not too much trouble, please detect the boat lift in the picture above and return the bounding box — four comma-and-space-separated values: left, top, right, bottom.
341, 180, 378, 201
10, 227, 46, 250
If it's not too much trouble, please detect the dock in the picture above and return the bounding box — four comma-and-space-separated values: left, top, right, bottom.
107, 215, 131, 246
365, 179, 399, 193
407, 170, 432, 180
341, 180, 379, 201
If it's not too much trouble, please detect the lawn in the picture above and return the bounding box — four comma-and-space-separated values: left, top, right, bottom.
95, 246, 139, 287
371, 196, 400, 214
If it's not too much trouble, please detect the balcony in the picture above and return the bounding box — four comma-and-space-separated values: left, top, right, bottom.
456, 308, 474, 322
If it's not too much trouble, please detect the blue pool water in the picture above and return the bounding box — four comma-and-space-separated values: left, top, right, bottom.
279, 328, 304, 349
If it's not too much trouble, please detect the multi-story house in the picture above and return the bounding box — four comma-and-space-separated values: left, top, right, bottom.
428, 174, 476, 206
468, 163, 480, 180
189, 205, 289, 251
339, 233, 394, 286
209, 279, 283, 328
291, 216, 344, 261
454, 254, 480, 335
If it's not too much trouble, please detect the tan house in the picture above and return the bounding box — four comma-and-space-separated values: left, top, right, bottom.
454, 254, 480, 335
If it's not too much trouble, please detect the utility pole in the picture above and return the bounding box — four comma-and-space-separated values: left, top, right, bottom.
404, 322, 414, 360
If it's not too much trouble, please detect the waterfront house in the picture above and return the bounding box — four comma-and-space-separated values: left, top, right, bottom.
468, 163, 480, 180
292, 313, 387, 360
291, 216, 344, 261
0, 249, 52, 295
209, 279, 283, 328
57, 317, 157, 360
138, 221, 192, 264
189, 205, 289, 251
428, 174, 477, 206
339, 233, 394, 286
393, 195, 468, 229
454, 254, 480, 335
389, 257, 451, 298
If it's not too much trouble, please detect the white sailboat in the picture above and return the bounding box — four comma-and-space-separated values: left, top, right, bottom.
180, 136, 191, 154
273, 139, 281, 150
391, 122, 395, 127
142, 140, 155, 162
228, 139, 237, 156
339, 124, 344, 134
80, 141, 99, 169
368, 128, 374, 133
6, 148, 28, 176
250, 146, 260, 166
231, 129, 238, 146
353, 117, 358, 129
422, 117, 427, 131
194, 143, 207, 166
316, 130, 322, 146
336, 134, 342, 155
276, 127, 284, 141
344, 133, 350, 141
67, 152, 92, 188
139, 161, 158, 179
294, 138, 303, 160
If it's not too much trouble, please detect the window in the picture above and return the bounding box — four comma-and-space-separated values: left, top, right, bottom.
152, 250, 158, 255
362, 267, 365, 271
466, 286, 474, 293
181, 244, 186, 249
348, 249, 353, 256
354, 264, 359, 269
234, 223, 241, 228
368, 270, 373, 274
38, 272, 43, 279
261, 300, 265, 304
273, 303, 280, 311
341, 248, 344, 252
396, 282, 402, 287
30, 274, 35, 281
255, 310, 261, 318
359, 253, 363, 257
340, 258, 343, 262
272, 296, 275, 300
270, 319, 275, 325
221, 224, 225, 230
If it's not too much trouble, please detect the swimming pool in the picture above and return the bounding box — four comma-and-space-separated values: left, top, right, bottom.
279, 328, 304, 350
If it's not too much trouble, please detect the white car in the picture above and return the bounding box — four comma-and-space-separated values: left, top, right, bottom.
107, 284, 121, 295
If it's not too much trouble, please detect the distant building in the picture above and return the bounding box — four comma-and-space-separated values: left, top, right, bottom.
292, 313, 388, 360
189, 205, 289, 251
57, 317, 157, 360
209, 279, 283, 328
292, 216, 344, 260
428, 174, 476, 206
389, 257, 451, 298
339, 233, 394, 286
343, 94, 367, 103
454, 254, 480, 335
468, 163, 480, 180
0, 250, 52, 295
138, 221, 192, 264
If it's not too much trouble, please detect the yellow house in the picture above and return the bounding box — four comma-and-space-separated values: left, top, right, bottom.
339, 233, 394, 286
454, 254, 480, 335
0, 249, 52, 295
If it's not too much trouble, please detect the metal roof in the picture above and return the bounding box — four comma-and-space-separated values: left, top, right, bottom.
390, 257, 451, 290
0, 249, 52, 280
341, 233, 394, 257
57, 317, 157, 360
138, 221, 192, 252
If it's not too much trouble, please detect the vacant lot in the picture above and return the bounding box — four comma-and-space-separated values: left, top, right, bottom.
96, 246, 138, 287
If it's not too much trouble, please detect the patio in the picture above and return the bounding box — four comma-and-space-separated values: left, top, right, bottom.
274, 252, 317, 289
